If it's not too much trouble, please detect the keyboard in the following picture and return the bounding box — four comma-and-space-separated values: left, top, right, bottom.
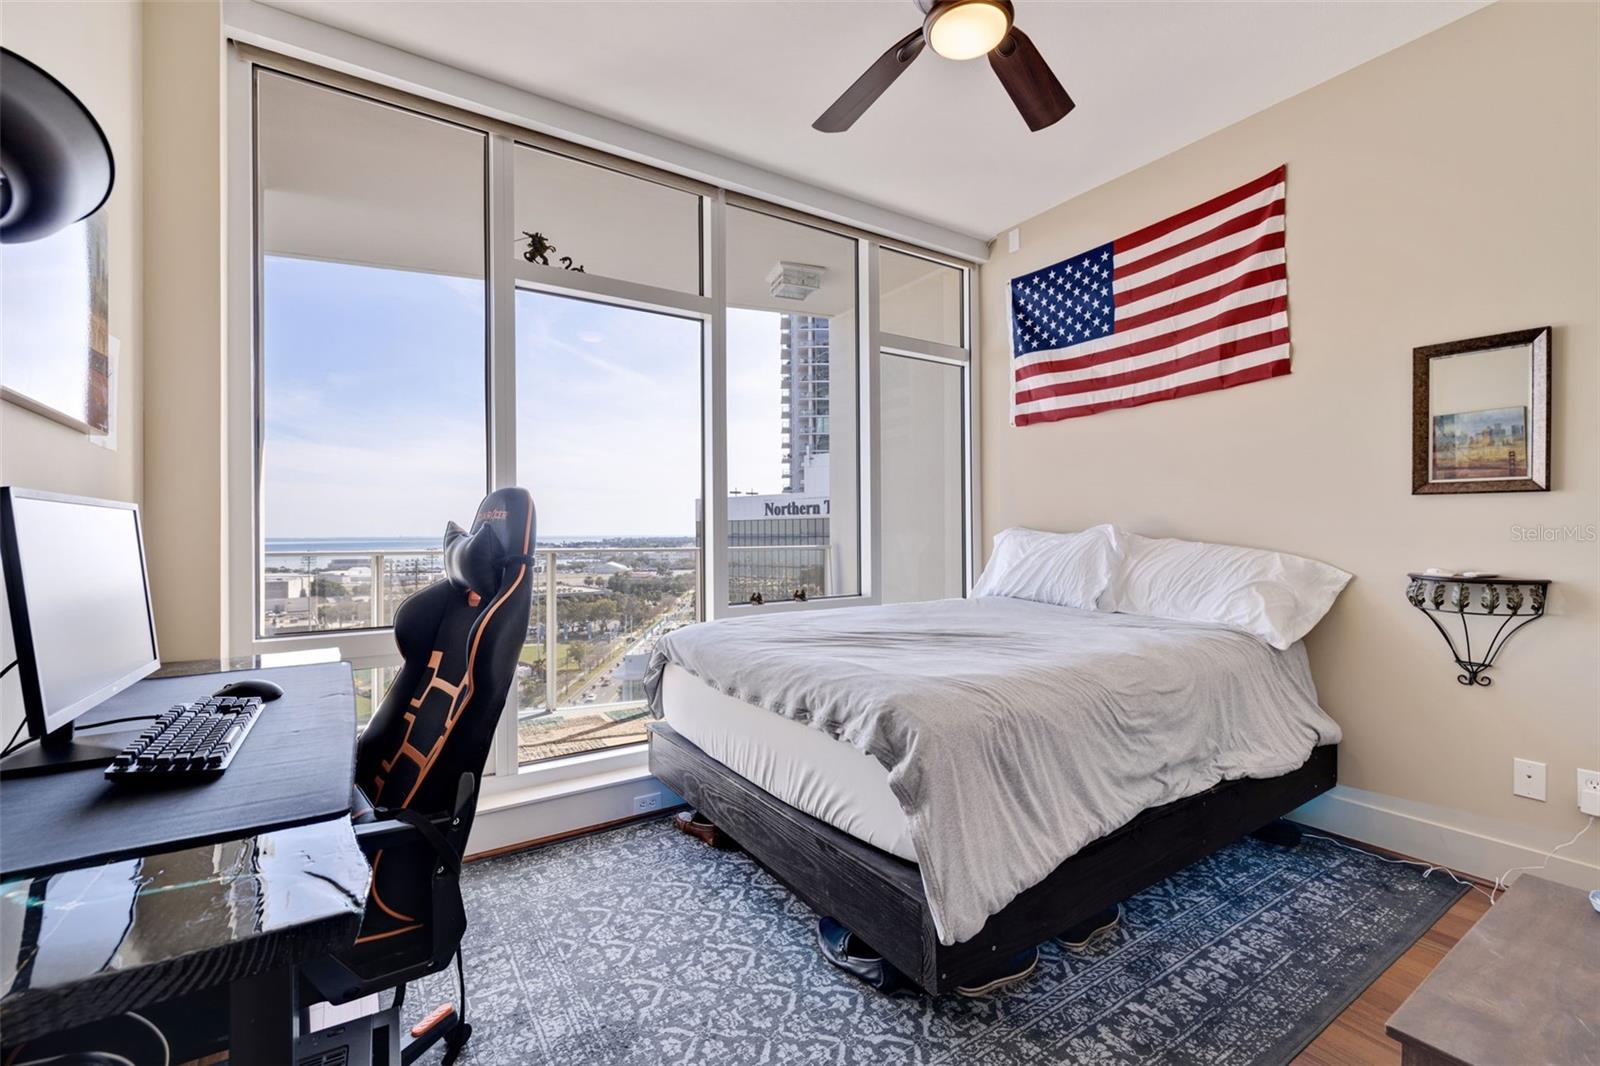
104, 696, 266, 781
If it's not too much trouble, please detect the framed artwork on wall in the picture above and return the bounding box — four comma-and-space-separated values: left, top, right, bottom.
0, 212, 112, 434
1412, 326, 1551, 494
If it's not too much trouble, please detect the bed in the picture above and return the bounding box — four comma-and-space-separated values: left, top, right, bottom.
645, 529, 1348, 994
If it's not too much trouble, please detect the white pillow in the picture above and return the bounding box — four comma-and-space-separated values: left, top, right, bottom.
1103, 530, 1351, 649
971, 525, 1120, 610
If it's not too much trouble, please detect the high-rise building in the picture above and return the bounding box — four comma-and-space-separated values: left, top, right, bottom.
781, 313, 831, 494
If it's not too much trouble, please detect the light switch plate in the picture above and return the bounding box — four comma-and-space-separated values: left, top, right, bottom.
1513, 758, 1547, 801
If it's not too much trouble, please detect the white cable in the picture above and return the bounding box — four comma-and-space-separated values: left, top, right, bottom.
1490, 816, 1595, 904
14, 1054, 135, 1066
124, 1010, 171, 1066
1302, 831, 1496, 904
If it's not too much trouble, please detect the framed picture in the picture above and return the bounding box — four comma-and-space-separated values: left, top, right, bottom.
1413, 327, 1551, 494
0, 212, 111, 434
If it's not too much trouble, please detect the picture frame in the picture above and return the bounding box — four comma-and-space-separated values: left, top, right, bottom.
1412, 326, 1551, 495
0, 212, 111, 434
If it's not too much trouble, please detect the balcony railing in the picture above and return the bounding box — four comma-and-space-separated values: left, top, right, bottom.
263, 541, 830, 766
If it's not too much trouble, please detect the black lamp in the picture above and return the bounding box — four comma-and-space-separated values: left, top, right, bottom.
0, 48, 115, 244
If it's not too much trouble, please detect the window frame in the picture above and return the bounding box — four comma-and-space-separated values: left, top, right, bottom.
225, 46, 978, 784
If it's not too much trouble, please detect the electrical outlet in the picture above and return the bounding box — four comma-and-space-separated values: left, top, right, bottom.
1513, 758, 1547, 801
1577, 769, 1600, 816
632, 792, 662, 814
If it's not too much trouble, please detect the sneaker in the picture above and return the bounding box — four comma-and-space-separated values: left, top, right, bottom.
1060, 904, 1122, 950
955, 947, 1039, 997
672, 810, 731, 849
816, 917, 905, 993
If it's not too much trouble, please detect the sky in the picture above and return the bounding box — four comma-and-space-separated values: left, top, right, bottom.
262, 256, 788, 542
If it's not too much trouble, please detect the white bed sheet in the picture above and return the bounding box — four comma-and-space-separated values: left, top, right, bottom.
661, 662, 917, 862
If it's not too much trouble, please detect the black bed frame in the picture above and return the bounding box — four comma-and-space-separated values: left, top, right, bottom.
649, 723, 1337, 994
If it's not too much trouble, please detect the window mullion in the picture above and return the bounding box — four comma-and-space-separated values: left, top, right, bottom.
861, 238, 883, 605
487, 132, 520, 776
705, 191, 730, 619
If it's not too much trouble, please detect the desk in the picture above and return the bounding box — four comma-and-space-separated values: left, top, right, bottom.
0, 662, 369, 1064
1387, 875, 1600, 1065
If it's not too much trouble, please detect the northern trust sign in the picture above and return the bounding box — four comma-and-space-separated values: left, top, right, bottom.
727, 494, 832, 522
763, 500, 826, 517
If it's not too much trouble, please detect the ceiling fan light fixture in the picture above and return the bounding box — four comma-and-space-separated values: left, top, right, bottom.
926, 0, 1012, 61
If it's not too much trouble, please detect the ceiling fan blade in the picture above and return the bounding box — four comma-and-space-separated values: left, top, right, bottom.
813, 28, 926, 132
988, 26, 1075, 132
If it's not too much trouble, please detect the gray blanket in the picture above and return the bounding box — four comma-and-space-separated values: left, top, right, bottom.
645, 597, 1341, 945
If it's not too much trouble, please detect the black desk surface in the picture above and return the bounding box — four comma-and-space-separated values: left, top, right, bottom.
0, 661, 357, 878
0, 661, 368, 1048
1, 817, 368, 1046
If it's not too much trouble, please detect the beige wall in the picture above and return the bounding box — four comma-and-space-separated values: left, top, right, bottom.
0, 2, 145, 501
979, 1, 1599, 871
0, 1, 145, 731
141, 0, 228, 661
0, 0, 225, 710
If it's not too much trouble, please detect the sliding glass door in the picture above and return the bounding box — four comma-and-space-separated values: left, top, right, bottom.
724, 207, 860, 605
512, 290, 702, 766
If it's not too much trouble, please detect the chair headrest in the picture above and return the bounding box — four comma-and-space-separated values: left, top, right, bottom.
442, 488, 535, 599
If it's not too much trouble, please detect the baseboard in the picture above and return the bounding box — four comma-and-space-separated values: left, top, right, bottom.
1292, 785, 1600, 891
466, 772, 682, 856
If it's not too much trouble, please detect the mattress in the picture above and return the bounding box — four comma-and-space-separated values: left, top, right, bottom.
660, 662, 917, 861
648, 596, 1340, 945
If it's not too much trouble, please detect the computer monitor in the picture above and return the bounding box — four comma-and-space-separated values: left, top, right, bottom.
1, 488, 159, 775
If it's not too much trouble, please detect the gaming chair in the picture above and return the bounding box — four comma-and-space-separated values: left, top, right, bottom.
301, 487, 535, 1065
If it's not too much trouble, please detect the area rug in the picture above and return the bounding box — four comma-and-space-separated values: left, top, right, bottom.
412, 817, 1465, 1065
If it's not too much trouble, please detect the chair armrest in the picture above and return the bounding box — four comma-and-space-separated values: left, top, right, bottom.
350, 772, 476, 869
351, 810, 454, 852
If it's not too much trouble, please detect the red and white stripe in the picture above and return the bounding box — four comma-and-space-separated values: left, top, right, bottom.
1013, 166, 1290, 425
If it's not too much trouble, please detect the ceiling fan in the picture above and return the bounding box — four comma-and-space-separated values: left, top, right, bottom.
813, 0, 1074, 134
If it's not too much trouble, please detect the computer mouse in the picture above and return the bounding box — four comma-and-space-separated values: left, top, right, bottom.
212, 678, 285, 702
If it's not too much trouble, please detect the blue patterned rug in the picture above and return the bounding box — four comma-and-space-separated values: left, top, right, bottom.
413, 817, 1464, 1065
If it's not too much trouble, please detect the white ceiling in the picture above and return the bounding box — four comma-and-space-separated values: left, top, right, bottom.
259, 0, 1484, 241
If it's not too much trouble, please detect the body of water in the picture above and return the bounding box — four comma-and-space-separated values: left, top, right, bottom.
265, 536, 695, 553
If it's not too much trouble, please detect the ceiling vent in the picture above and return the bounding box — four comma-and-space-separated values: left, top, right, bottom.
767, 261, 825, 302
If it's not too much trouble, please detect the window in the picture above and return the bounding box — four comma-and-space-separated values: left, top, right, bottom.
876, 247, 970, 601
513, 144, 702, 294
513, 291, 702, 765
235, 59, 972, 780
881, 354, 965, 603
254, 72, 487, 638
725, 207, 860, 604
880, 248, 964, 347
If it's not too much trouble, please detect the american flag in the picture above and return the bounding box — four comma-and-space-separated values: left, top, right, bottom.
1010, 166, 1290, 425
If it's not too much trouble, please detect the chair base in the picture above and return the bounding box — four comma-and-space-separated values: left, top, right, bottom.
402, 1001, 470, 1065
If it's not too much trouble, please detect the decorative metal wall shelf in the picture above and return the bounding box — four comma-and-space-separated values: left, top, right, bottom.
1405, 573, 1549, 687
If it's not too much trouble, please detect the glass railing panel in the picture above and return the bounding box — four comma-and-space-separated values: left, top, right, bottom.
516, 546, 698, 767
267, 544, 706, 767
727, 544, 829, 604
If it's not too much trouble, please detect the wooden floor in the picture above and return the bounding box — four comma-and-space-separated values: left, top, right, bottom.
1292, 887, 1491, 1065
